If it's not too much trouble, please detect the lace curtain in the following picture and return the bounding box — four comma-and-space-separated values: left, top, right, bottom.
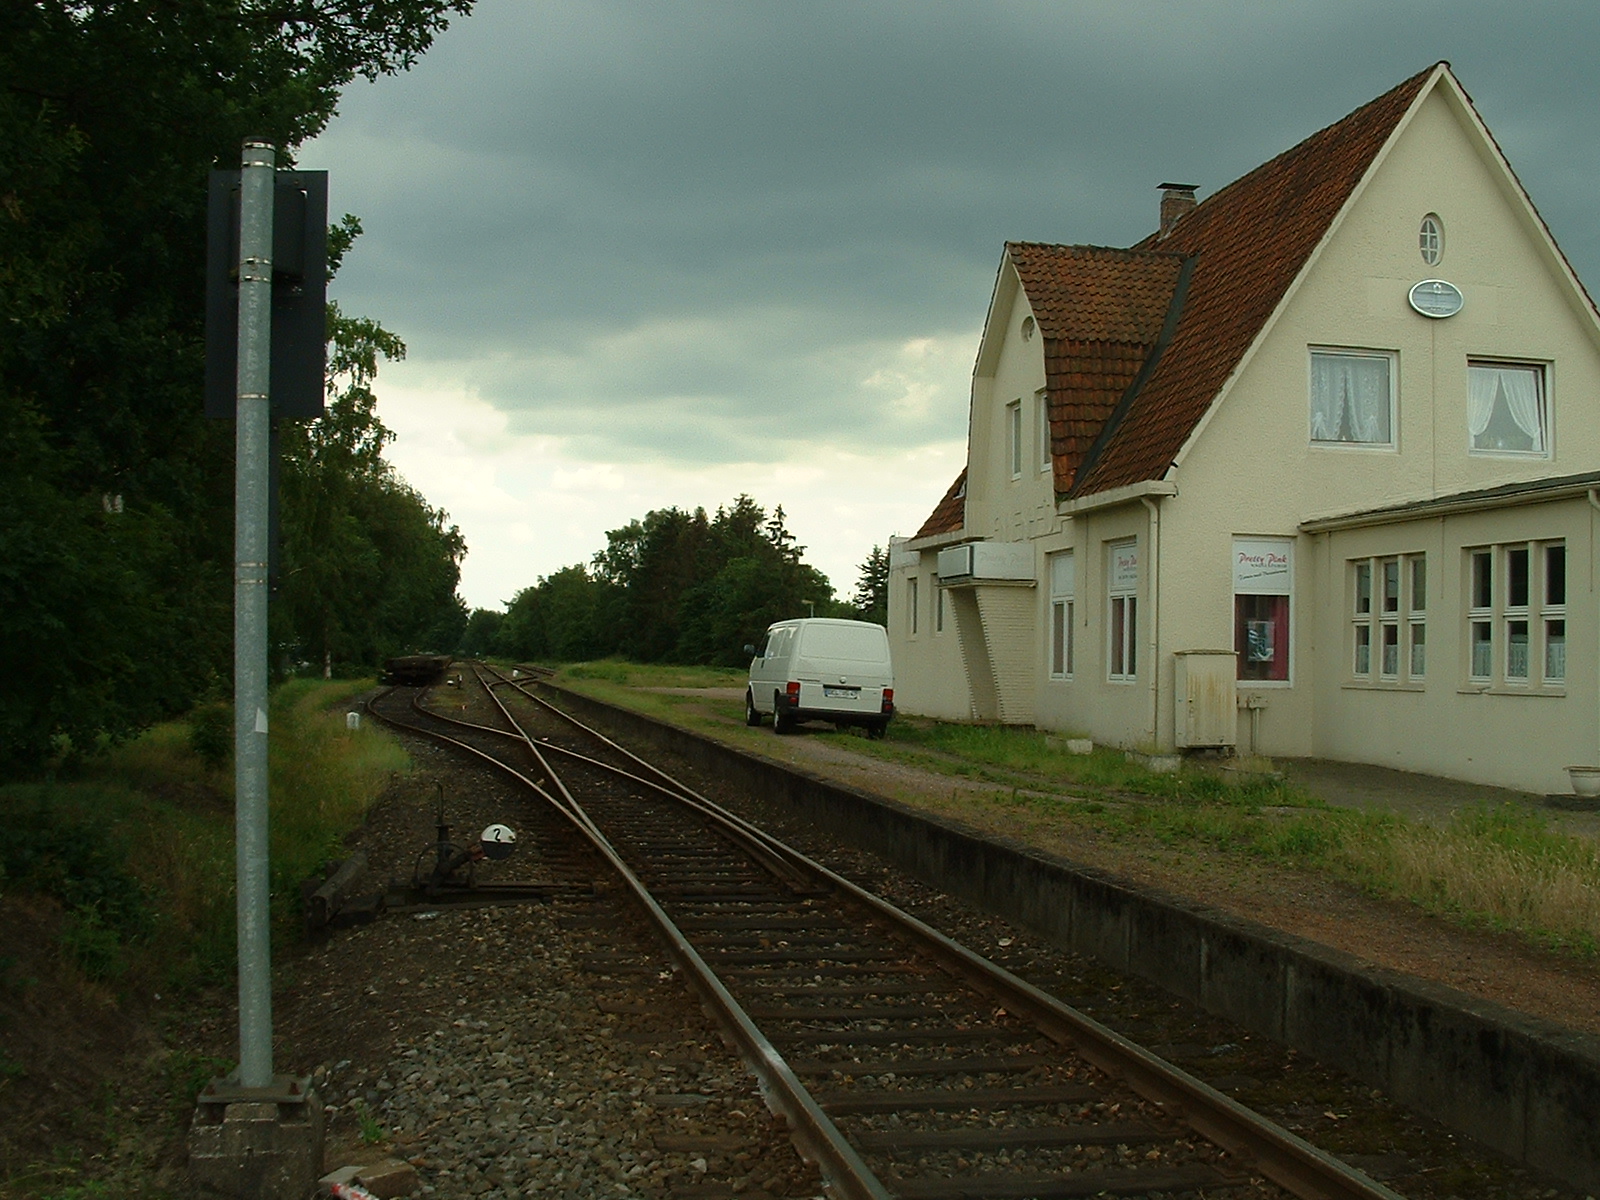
1469, 364, 1544, 451
1311, 353, 1390, 443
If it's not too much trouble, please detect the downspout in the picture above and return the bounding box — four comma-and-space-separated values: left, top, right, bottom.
1141, 496, 1162, 749
1588, 489, 1600, 768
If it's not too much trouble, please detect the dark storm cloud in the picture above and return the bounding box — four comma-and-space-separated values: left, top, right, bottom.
313, 0, 1600, 462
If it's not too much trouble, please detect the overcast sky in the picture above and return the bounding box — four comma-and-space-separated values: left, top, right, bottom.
304, 1, 1600, 612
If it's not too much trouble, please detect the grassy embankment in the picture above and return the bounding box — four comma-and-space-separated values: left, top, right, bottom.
2, 678, 405, 988
550, 659, 1600, 958
0, 679, 406, 1199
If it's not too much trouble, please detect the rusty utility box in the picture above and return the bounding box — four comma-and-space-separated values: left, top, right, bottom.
1174, 650, 1237, 749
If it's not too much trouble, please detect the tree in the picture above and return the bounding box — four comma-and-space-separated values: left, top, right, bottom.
594, 506, 712, 662
458, 608, 504, 657
852, 545, 890, 626
495, 494, 845, 670
275, 302, 467, 674
673, 499, 836, 664
0, 1, 475, 771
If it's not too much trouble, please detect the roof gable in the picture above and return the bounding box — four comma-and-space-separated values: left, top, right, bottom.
1070, 62, 1438, 496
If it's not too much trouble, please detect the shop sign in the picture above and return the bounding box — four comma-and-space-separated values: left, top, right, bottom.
1110, 542, 1140, 592
1234, 538, 1292, 595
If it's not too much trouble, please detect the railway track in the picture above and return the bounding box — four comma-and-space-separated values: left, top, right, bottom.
366, 667, 1404, 1200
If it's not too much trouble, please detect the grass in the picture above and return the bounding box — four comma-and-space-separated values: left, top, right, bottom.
1350, 803, 1600, 954
1, 678, 408, 989
559, 658, 747, 690
549, 662, 1600, 958
0, 678, 410, 1200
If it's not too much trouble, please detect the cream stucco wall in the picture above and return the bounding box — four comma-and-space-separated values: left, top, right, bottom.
889, 542, 971, 720
966, 270, 1059, 544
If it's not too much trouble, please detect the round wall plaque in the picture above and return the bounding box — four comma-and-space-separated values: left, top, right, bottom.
1409, 279, 1464, 318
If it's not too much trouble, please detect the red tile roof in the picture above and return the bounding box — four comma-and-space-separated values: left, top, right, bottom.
911, 62, 1441, 536
1071, 64, 1437, 496
914, 468, 966, 537
1009, 244, 1187, 492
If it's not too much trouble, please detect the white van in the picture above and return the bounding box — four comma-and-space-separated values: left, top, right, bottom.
744, 618, 894, 738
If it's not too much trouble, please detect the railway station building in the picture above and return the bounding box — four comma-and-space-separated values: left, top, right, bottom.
887, 63, 1600, 794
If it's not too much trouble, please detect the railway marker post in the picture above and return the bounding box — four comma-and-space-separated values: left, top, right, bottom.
189, 138, 325, 1200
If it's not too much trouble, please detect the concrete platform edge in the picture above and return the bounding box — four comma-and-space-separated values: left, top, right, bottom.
546, 683, 1600, 1192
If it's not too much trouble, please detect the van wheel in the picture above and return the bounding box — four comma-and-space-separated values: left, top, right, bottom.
773, 692, 795, 735
744, 691, 762, 727
866, 722, 887, 740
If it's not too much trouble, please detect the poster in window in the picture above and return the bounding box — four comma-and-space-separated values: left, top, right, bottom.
1246, 619, 1275, 663
1235, 594, 1290, 681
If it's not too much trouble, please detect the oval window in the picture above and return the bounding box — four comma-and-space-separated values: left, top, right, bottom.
1419, 214, 1443, 266
1020, 315, 1036, 341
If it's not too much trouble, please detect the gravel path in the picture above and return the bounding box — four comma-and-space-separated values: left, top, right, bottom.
268, 748, 824, 1199
300, 903, 816, 1198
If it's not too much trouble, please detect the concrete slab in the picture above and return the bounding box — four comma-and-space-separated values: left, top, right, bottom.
1279, 756, 1600, 838
188, 1082, 324, 1200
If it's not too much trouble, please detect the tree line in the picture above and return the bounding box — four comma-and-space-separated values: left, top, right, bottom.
466, 498, 890, 668
1, 1, 475, 777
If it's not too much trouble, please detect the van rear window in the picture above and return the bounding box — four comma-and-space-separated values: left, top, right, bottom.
800, 625, 888, 661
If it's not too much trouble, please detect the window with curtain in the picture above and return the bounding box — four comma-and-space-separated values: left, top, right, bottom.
1464, 541, 1564, 689
1469, 362, 1547, 455
1108, 541, 1138, 681
1310, 350, 1393, 445
1049, 551, 1074, 679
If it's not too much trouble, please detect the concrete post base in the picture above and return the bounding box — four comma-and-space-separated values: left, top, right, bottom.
188, 1077, 324, 1200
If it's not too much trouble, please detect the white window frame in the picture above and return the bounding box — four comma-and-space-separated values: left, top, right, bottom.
933, 575, 944, 634
1545, 543, 1567, 683
1349, 552, 1426, 686
1352, 560, 1373, 677
1107, 540, 1138, 682
1419, 214, 1443, 266
1409, 556, 1427, 679
1038, 389, 1052, 474
1468, 361, 1549, 458
1309, 348, 1396, 448
1048, 551, 1075, 680
1007, 400, 1022, 479
1464, 541, 1564, 691
907, 575, 919, 637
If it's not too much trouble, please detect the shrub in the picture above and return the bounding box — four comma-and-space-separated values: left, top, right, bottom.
188, 701, 232, 770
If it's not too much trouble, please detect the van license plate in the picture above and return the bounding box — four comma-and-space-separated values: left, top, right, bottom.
824, 686, 859, 698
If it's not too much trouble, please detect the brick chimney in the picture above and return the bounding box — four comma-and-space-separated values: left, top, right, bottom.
1159, 182, 1197, 238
